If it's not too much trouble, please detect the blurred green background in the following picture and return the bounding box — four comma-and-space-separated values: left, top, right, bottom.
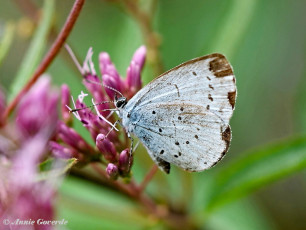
1, 0, 306, 229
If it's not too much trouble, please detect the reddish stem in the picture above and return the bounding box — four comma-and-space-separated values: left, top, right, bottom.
1, 0, 85, 126
138, 164, 158, 193
91, 163, 157, 213
91, 163, 135, 196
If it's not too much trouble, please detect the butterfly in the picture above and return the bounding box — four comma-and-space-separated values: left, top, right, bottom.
114, 53, 236, 173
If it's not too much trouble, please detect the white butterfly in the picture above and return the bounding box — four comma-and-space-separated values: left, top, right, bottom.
115, 53, 237, 173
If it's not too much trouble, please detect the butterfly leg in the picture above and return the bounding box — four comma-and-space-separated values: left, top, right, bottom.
127, 132, 134, 157
133, 141, 140, 152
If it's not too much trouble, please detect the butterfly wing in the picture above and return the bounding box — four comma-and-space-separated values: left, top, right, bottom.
124, 53, 236, 172
130, 103, 231, 172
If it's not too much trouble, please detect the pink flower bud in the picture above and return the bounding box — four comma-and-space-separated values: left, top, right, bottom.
49, 141, 73, 159
16, 77, 58, 139
132, 45, 146, 69
0, 87, 6, 119
126, 61, 141, 93
119, 149, 132, 176
96, 134, 117, 162
102, 74, 123, 100
83, 74, 107, 103
99, 52, 120, 81
57, 121, 95, 154
61, 84, 72, 124
106, 163, 119, 180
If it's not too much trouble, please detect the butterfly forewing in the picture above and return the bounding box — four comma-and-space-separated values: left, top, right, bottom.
122, 53, 236, 172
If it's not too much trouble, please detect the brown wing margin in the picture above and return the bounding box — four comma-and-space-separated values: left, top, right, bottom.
154, 53, 232, 79
152, 53, 237, 110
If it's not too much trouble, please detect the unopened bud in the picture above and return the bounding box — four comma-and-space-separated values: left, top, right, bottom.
96, 134, 117, 162
119, 149, 132, 176
106, 163, 119, 180
61, 84, 72, 124
49, 141, 72, 159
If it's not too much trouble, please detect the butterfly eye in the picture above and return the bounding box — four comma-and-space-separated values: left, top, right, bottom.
115, 97, 127, 108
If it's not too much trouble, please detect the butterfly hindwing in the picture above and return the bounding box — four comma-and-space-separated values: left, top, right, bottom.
131, 103, 230, 172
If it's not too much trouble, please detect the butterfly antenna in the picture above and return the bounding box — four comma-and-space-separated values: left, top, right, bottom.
84, 78, 124, 98
69, 101, 113, 113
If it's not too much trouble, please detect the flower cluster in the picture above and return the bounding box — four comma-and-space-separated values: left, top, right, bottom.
0, 46, 146, 229
57, 46, 146, 179
0, 77, 59, 227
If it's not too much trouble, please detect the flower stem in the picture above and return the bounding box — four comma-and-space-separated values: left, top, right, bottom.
91, 163, 157, 213
1, 0, 85, 126
138, 164, 158, 193
85, 163, 196, 229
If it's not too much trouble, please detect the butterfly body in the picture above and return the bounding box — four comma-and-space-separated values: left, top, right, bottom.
116, 53, 236, 173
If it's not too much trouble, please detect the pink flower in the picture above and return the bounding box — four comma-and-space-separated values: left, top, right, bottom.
16, 76, 58, 140
0, 76, 61, 229
63, 46, 146, 178
0, 87, 6, 120
61, 84, 72, 124
126, 46, 146, 97
0, 135, 56, 230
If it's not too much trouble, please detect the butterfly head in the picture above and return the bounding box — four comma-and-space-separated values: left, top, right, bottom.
114, 95, 127, 109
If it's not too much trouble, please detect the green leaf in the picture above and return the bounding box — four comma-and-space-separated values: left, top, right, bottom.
8, 0, 55, 102
204, 136, 306, 212
200, 199, 276, 230
37, 158, 78, 181
295, 67, 306, 133
0, 22, 15, 66
57, 176, 156, 230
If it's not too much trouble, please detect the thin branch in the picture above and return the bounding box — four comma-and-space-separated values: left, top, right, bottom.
78, 164, 196, 229
91, 163, 157, 212
1, 0, 85, 126
138, 164, 158, 193
91, 163, 135, 197
123, 0, 164, 76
